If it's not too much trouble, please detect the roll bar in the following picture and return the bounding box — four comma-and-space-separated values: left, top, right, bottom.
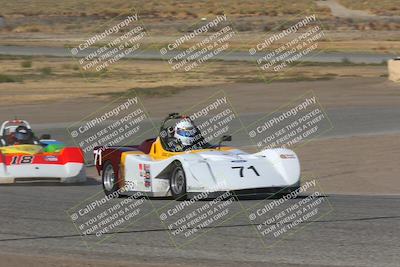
0, 120, 31, 136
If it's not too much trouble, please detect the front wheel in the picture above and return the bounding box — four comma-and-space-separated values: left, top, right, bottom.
102, 161, 120, 197
170, 163, 187, 200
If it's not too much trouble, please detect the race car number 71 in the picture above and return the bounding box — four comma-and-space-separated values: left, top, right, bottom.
231, 165, 260, 177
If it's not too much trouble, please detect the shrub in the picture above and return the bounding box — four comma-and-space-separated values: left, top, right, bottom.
40, 67, 52, 75
21, 60, 32, 68
0, 74, 22, 83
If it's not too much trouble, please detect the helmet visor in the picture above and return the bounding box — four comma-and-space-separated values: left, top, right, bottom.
15, 132, 30, 141
176, 128, 196, 137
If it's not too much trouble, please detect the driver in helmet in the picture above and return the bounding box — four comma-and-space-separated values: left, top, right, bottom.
11, 126, 34, 145
168, 119, 206, 151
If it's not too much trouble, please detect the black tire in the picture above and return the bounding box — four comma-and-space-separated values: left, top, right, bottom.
170, 163, 187, 200
102, 161, 120, 197
274, 186, 300, 199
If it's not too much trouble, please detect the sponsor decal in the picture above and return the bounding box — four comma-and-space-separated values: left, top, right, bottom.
44, 155, 59, 162
144, 164, 151, 187
139, 163, 144, 177
231, 160, 247, 163
280, 154, 296, 159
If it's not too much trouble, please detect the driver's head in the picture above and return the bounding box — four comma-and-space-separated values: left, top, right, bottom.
14, 126, 32, 144
174, 119, 197, 146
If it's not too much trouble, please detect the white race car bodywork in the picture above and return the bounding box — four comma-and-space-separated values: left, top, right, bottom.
118, 147, 300, 197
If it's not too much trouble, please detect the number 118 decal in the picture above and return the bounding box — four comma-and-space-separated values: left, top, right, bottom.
10, 155, 34, 165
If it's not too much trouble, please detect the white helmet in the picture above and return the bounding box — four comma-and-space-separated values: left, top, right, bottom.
174, 119, 197, 146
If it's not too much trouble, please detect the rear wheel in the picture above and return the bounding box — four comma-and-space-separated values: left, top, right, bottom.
102, 162, 120, 197
170, 163, 187, 200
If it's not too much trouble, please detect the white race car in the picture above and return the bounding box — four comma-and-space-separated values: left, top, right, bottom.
94, 113, 300, 199
0, 119, 86, 183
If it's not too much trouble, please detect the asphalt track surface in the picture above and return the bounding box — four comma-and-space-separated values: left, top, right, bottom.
0, 188, 399, 267
29, 106, 400, 146
0, 107, 399, 266
0, 45, 396, 64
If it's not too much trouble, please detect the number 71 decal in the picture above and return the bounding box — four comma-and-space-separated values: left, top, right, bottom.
231, 165, 260, 177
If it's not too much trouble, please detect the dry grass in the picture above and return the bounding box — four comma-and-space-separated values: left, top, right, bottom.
0, 0, 322, 18
0, 55, 388, 105
0, 0, 398, 54
338, 0, 400, 16
0, 0, 333, 35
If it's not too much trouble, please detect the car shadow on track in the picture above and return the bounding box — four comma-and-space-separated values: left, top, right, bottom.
233, 194, 327, 201
0, 177, 101, 186
122, 194, 327, 201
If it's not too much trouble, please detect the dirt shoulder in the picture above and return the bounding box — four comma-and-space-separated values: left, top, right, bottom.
297, 133, 400, 195
1, 77, 399, 123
